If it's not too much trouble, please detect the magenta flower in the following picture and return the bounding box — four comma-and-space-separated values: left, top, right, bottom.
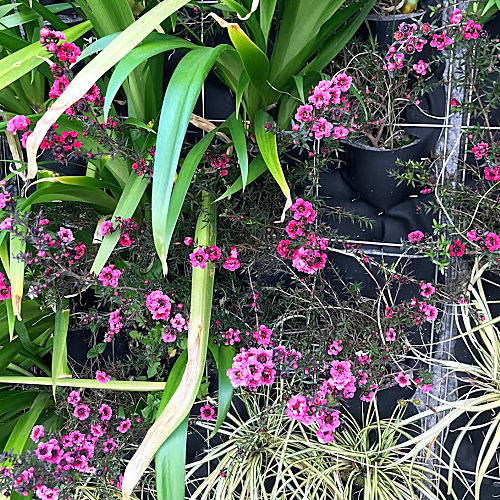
384, 328, 397, 342
327, 340, 343, 355
98, 404, 112, 421
485, 232, 500, 252
395, 372, 411, 387
145, 290, 172, 320
420, 282, 436, 298
253, 325, 273, 347
294, 104, 314, 123
0, 217, 13, 231
73, 404, 91, 421
471, 141, 489, 159
183, 236, 193, 246
408, 230, 424, 243
90, 423, 106, 437
117, 418, 131, 433
200, 403, 217, 421
96, 370, 111, 384
449, 8, 462, 24
6, 115, 30, 134
286, 395, 315, 425
311, 117, 333, 140
30, 425, 45, 443
412, 60, 429, 75
102, 438, 118, 453
449, 240, 465, 257
189, 248, 209, 269
205, 245, 222, 262
98, 265, 121, 287
290, 198, 317, 223
57, 227, 74, 243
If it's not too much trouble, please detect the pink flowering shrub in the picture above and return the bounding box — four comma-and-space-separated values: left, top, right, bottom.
0, 390, 145, 499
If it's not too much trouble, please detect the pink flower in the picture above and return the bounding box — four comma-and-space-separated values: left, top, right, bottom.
290, 198, 316, 223
484, 165, 500, 181
57, 227, 74, 243
421, 384, 433, 393
145, 290, 172, 320
467, 230, 478, 242
117, 418, 131, 433
291, 246, 327, 274
55, 42, 81, 64
222, 328, 241, 345
449, 240, 465, 257
285, 220, 306, 239
162, 329, 177, 342
408, 230, 424, 242
327, 340, 343, 355
285, 395, 315, 424
276, 239, 293, 259
253, 325, 273, 347
311, 117, 333, 140
200, 403, 217, 421
189, 248, 209, 269
332, 125, 349, 139
420, 282, 435, 298
73, 404, 91, 421
385, 328, 397, 342
0, 217, 13, 231
35, 485, 59, 500
206, 245, 222, 262
184, 236, 193, 246
98, 404, 112, 421
102, 438, 118, 453
67, 390, 81, 405
223, 247, 241, 271
96, 370, 111, 384
332, 72, 352, 92
90, 423, 106, 437
395, 372, 411, 387
294, 104, 314, 123
6, 115, 30, 134
100, 220, 114, 237
485, 232, 500, 252
170, 312, 187, 332
449, 8, 462, 24
462, 20, 481, 40
98, 265, 121, 287
30, 425, 45, 443
119, 232, 133, 247
412, 60, 428, 75
227, 347, 275, 390
423, 303, 438, 322
471, 141, 490, 160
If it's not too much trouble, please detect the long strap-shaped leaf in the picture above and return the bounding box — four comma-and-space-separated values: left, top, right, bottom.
103, 35, 197, 120
90, 172, 150, 275
254, 110, 291, 219
51, 309, 70, 398
25, 0, 191, 179
122, 191, 216, 499
9, 232, 26, 321
152, 45, 229, 274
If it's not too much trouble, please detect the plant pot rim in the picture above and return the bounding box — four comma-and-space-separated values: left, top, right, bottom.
343, 136, 422, 152
367, 10, 425, 21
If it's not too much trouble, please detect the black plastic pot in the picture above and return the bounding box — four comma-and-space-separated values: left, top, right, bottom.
366, 10, 425, 52
339, 137, 429, 212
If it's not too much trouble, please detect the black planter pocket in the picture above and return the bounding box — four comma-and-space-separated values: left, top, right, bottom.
339, 138, 430, 213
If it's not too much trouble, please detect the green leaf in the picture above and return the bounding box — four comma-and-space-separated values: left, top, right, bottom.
103, 34, 197, 120
90, 172, 150, 275
259, 0, 278, 43
9, 232, 26, 322
152, 45, 229, 273
51, 309, 70, 398
0, 21, 91, 92
155, 417, 188, 500
1, 3, 71, 31
78, 0, 134, 37
0, 341, 23, 375
153, 350, 187, 499
215, 153, 267, 201
3, 392, 51, 454
87, 342, 106, 358
208, 343, 235, 436
227, 113, 249, 189
122, 191, 217, 497
254, 110, 291, 210
78, 32, 121, 61
161, 129, 217, 261
349, 83, 369, 121
212, 13, 270, 102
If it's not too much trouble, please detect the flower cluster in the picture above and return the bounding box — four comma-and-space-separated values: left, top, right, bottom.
384, 12, 484, 74
188, 244, 241, 271
276, 199, 328, 275
0, 272, 11, 301
100, 217, 139, 248
0, 391, 139, 499
290, 73, 355, 147
205, 151, 232, 177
